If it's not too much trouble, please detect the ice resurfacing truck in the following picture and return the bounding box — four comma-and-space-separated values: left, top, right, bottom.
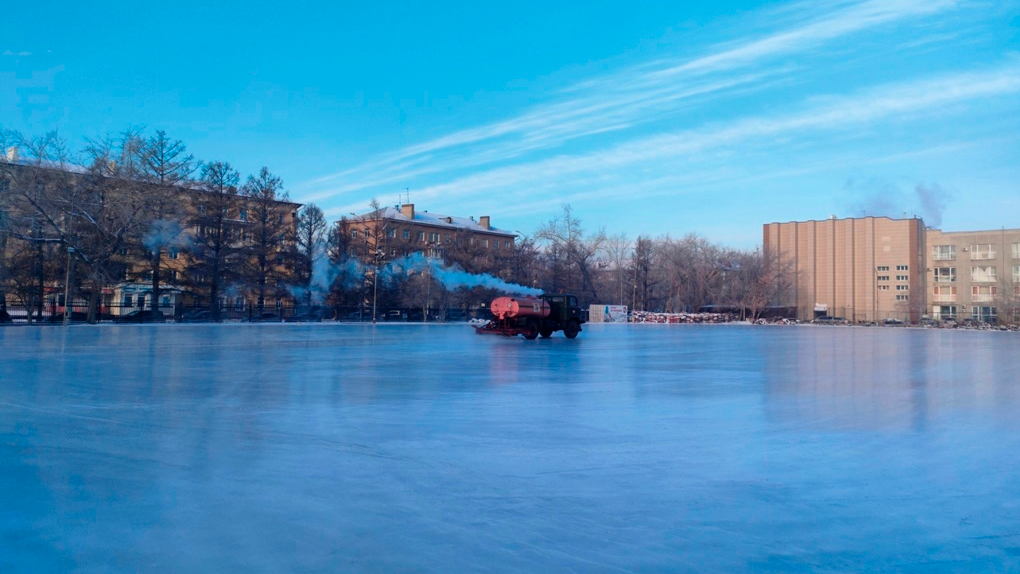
475, 293, 587, 339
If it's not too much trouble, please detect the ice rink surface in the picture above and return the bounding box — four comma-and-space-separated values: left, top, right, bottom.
1, 323, 1019, 573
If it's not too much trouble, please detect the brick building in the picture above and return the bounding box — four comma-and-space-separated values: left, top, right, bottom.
340, 203, 516, 274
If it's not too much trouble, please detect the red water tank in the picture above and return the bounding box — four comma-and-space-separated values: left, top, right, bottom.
490, 296, 550, 320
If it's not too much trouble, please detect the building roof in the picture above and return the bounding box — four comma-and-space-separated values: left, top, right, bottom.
352, 206, 516, 237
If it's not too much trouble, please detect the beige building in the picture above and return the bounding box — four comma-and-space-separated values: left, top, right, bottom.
763, 216, 927, 323
925, 228, 1020, 323
765, 216, 1020, 324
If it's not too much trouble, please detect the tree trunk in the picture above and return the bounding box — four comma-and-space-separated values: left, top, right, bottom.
151, 250, 161, 313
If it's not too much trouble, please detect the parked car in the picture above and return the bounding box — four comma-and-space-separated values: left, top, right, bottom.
445, 309, 467, 322
284, 307, 325, 322
117, 310, 167, 323
812, 316, 848, 325
178, 309, 212, 323
883, 318, 905, 326
42, 311, 91, 323
246, 312, 281, 323
384, 310, 406, 322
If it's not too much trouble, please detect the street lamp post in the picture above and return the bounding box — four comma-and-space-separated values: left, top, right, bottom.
63, 245, 75, 326
372, 248, 382, 324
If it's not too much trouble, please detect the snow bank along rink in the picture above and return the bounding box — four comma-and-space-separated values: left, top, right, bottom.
629, 310, 736, 323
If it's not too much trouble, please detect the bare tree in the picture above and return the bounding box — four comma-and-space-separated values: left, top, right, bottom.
190, 161, 240, 321
3, 131, 83, 321
74, 131, 151, 320
240, 167, 292, 312
295, 203, 327, 307
630, 236, 658, 311
535, 204, 606, 303
139, 130, 195, 313
601, 233, 632, 305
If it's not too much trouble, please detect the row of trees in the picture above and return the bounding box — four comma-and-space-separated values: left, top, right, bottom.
311, 203, 787, 321
1, 126, 787, 324
0, 127, 327, 322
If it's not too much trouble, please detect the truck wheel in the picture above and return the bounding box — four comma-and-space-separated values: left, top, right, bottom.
539, 327, 553, 338
564, 320, 580, 339
523, 320, 539, 340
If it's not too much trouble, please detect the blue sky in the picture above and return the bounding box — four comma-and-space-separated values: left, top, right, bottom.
3, 0, 1019, 247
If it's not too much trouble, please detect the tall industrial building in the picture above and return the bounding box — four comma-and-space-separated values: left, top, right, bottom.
764, 217, 1020, 323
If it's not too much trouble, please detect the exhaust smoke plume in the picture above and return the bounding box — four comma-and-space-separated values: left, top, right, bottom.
842, 177, 951, 227
297, 252, 542, 303
143, 219, 191, 251
388, 252, 542, 296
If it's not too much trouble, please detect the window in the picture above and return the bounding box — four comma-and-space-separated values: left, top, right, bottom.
417, 231, 425, 242
123, 295, 133, 308
934, 305, 957, 320
933, 267, 956, 283
428, 232, 440, 243
932, 286, 956, 302
877, 285, 890, 291
971, 244, 996, 260
896, 295, 909, 301
972, 306, 997, 322
896, 265, 909, 271
235, 297, 244, 309
170, 249, 179, 259
387, 229, 396, 239
877, 275, 890, 281
1013, 243, 1020, 259
239, 208, 247, 222
1014, 265, 1020, 283
932, 245, 955, 261
198, 204, 206, 215
483, 239, 490, 248
505, 241, 512, 250
971, 266, 997, 282
876, 265, 890, 272
896, 285, 909, 291
352, 229, 359, 239
403, 229, 410, 240
971, 286, 997, 302
169, 270, 178, 281
896, 275, 909, 281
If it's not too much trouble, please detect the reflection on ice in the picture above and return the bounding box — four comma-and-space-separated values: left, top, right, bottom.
1, 323, 1019, 572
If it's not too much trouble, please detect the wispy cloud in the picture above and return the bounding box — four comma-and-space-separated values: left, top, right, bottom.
297, 0, 961, 203
2, 50, 31, 57
322, 64, 1020, 218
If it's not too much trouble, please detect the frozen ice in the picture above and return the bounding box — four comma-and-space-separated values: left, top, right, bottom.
1, 323, 1019, 572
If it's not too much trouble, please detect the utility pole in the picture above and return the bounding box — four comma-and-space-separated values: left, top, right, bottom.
63, 194, 77, 326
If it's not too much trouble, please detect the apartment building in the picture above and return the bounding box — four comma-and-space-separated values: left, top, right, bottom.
764, 216, 1020, 324
341, 203, 516, 273
0, 161, 302, 316
925, 228, 1020, 323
